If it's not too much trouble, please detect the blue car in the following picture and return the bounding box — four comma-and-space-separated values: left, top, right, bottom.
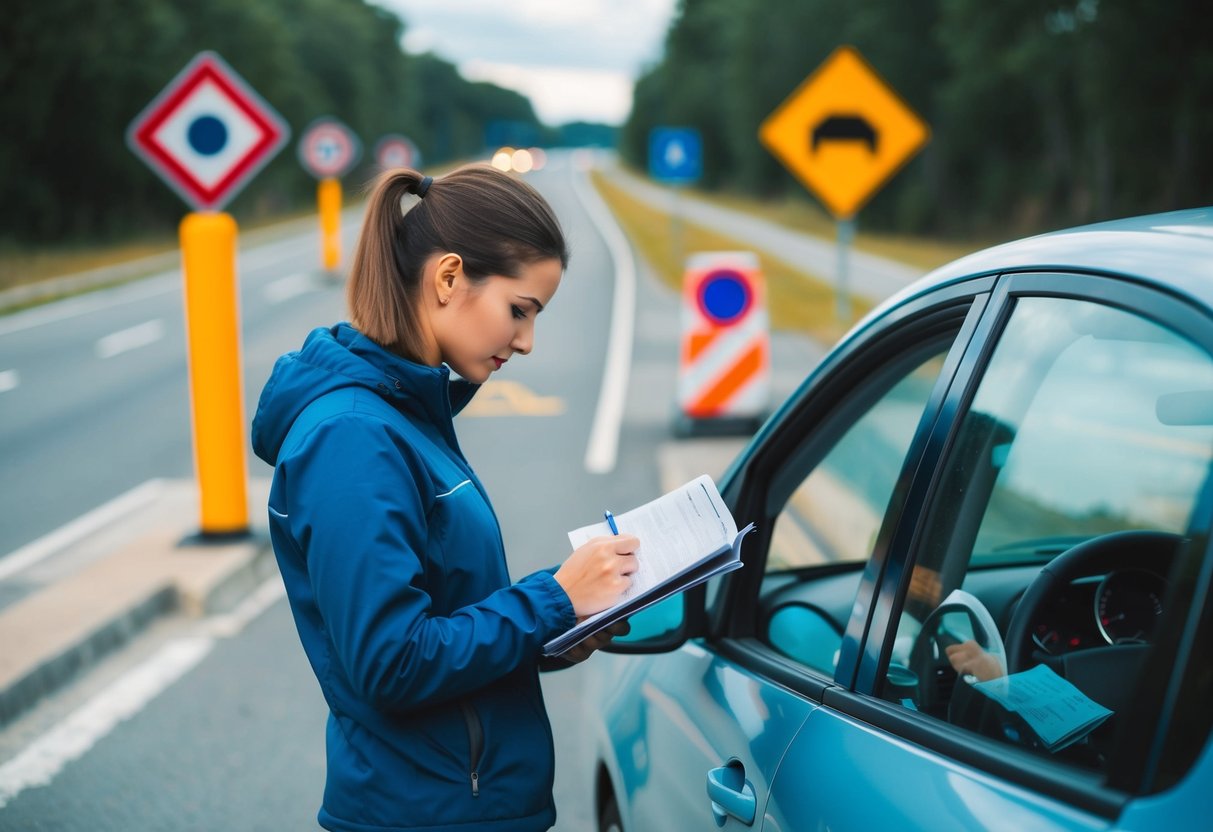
590, 209, 1213, 831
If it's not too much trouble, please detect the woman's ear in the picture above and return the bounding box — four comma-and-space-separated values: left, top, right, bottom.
432, 253, 462, 306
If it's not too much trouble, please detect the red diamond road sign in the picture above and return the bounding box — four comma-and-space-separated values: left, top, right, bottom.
127, 51, 290, 212
374, 134, 420, 170
298, 117, 363, 180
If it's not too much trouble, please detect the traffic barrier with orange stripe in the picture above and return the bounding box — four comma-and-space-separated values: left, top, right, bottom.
676, 252, 770, 433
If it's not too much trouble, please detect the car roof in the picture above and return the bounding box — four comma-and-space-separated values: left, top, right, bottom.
871, 207, 1213, 321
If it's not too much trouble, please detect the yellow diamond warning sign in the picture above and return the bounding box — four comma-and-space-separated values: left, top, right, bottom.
759, 45, 929, 219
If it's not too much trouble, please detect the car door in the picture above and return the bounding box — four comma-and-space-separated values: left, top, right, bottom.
594, 277, 992, 830
759, 273, 1213, 830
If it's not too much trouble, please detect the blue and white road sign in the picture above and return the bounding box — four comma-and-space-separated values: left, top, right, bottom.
298, 117, 362, 180
126, 51, 290, 212
649, 127, 703, 184
697, 269, 752, 326
374, 134, 421, 170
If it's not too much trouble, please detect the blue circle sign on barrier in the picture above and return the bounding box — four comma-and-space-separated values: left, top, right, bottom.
697, 270, 752, 326
188, 115, 228, 155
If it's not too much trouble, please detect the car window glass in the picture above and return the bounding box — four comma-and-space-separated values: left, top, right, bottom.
764, 349, 952, 675
769, 354, 947, 572
885, 296, 1213, 779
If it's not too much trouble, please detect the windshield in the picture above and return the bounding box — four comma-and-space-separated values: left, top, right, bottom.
965, 298, 1213, 564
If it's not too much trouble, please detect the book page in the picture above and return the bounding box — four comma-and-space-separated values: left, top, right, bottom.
567, 474, 737, 606
973, 664, 1112, 751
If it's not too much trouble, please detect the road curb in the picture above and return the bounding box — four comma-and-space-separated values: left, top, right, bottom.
0, 486, 275, 727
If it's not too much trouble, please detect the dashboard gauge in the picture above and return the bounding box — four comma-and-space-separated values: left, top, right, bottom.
1095, 569, 1166, 645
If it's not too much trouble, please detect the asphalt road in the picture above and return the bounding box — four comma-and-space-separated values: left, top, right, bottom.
0, 151, 827, 829
0, 220, 356, 562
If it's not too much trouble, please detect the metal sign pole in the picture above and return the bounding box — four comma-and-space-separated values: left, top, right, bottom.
670, 185, 685, 275
836, 217, 855, 323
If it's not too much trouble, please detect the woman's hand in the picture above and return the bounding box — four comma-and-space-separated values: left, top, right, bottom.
554, 534, 640, 617
560, 620, 631, 664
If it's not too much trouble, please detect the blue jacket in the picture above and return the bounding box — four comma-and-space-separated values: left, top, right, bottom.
251, 323, 577, 832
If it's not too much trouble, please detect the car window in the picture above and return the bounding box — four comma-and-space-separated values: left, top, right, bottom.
764, 347, 953, 676
769, 355, 947, 571
884, 296, 1213, 779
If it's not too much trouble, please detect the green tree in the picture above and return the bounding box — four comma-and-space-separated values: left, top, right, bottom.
623, 0, 1213, 237
0, 0, 550, 244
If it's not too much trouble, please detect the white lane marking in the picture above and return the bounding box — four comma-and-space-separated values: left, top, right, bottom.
0, 480, 165, 582
0, 275, 178, 338
0, 574, 285, 808
0, 369, 17, 393
0, 636, 213, 809
262, 273, 316, 304
95, 319, 165, 359
571, 162, 637, 474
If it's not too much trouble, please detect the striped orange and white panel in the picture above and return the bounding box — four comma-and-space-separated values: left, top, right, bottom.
677, 252, 770, 420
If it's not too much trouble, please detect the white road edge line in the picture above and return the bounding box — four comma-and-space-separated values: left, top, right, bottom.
95, 319, 165, 359
263, 273, 314, 304
0, 479, 166, 582
571, 158, 637, 474
0, 276, 179, 339
0, 369, 17, 393
0, 575, 286, 808
0, 636, 214, 809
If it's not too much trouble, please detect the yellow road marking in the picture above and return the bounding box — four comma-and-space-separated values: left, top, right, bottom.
462, 380, 565, 417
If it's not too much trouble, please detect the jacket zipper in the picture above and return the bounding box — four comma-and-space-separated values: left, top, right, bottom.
459, 700, 483, 797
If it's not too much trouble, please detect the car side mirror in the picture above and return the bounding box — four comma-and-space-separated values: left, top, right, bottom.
603, 585, 703, 654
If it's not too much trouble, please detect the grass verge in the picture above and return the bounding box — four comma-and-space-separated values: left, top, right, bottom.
592, 171, 874, 345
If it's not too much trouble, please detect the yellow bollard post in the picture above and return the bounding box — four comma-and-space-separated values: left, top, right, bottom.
319, 177, 342, 271
179, 212, 249, 537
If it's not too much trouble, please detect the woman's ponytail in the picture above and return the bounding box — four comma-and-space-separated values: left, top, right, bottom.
346, 169, 431, 359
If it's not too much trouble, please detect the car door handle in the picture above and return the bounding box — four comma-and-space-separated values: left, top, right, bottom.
706, 763, 756, 826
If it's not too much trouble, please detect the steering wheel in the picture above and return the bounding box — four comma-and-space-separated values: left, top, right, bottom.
906, 600, 997, 715
1003, 529, 1182, 677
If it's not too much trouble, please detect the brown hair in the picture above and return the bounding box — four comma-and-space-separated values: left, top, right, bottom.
347, 165, 569, 360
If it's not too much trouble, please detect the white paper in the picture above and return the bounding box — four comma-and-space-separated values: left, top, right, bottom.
974, 664, 1112, 751
544, 475, 749, 655
568, 474, 736, 612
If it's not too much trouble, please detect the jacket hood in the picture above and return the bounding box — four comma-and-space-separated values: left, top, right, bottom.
251, 322, 479, 465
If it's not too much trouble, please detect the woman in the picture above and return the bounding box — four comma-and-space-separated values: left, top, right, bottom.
251, 165, 640, 832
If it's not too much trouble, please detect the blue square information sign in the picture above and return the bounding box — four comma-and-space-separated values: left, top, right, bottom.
649, 127, 702, 184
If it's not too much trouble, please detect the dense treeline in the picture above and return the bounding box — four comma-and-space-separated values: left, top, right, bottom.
623, 0, 1213, 237
0, 0, 547, 244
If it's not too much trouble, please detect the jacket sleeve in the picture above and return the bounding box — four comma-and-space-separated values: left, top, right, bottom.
281, 412, 576, 711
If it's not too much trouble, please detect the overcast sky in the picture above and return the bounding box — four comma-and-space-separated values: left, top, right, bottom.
371, 0, 677, 126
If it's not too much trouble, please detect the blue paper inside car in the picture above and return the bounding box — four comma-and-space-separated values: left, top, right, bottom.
589, 208, 1213, 831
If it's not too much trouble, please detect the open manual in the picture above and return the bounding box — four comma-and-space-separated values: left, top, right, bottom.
543, 475, 755, 657
972, 664, 1112, 752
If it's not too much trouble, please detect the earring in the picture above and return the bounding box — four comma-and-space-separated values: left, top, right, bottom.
439, 295, 450, 305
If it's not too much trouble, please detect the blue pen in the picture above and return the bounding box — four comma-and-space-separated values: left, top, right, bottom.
604, 510, 620, 535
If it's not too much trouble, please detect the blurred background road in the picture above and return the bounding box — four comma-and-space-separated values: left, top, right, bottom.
3, 0, 1208, 827
0, 153, 826, 830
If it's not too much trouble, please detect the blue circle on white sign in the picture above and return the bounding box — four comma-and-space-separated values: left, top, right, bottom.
187, 115, 228, 156
698, 270, 751, 325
